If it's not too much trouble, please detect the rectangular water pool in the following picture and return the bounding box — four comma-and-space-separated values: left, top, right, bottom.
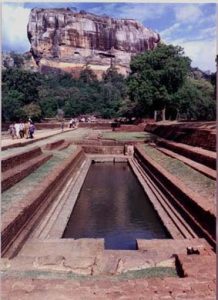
63, 162, 171, 249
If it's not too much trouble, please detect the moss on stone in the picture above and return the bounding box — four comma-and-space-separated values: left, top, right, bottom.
1, 267, 177, 281
143, 144, 215, 201
1, 145, 77, 214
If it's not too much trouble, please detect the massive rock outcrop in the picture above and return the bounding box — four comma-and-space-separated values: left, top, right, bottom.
27, 8, 160, 77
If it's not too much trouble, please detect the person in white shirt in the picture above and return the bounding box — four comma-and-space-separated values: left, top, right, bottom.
14, 122, 20, 139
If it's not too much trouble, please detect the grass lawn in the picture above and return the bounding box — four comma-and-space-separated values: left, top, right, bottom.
101, 131, 154, 141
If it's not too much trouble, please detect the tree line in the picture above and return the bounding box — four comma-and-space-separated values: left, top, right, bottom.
2, 44, 216, 122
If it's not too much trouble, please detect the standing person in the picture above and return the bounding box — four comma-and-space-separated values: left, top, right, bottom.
75, 118, 79, 128
8, 123, 16, 139
14, 122, 20, 139
19, 121, 25, 138
69, 118, 73, 128
61, 120, 65, 132
29, 122, 35, 139
24, 120, 30, 139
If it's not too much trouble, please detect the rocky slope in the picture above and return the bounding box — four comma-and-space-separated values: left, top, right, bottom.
27, 8, 160, 77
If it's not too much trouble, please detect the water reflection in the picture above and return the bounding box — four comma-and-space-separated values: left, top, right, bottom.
63, 162, 171, 249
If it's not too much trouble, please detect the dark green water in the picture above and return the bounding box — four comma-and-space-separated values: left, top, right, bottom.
63, 162, 170, 249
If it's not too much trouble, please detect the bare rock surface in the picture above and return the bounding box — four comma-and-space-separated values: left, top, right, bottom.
27, 8, 160, 77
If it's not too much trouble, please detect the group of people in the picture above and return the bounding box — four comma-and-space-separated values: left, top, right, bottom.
9, 120, 35, 140
68, 116, 96, 128
69, 118, 78, 128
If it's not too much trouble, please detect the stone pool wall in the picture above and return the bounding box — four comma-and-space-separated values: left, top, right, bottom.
1, 147, 85, 257
134, 145, 216, 249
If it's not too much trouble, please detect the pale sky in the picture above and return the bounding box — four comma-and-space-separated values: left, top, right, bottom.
2, 2, 217, 72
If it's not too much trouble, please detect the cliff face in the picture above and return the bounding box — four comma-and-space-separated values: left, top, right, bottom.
27, 8, 160, 77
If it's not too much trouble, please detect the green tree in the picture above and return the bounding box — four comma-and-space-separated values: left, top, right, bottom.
79, 66, 98, 84
22, 103, 42, 121
2, 69, 41, 104
127, 44, 191, 120
2, 90, 25, 121
173, 78, 215, 121
210, 72, 216, 99
103, 67, 127, 98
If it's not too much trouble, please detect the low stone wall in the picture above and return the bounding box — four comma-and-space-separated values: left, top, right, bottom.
82, 145, 125, 155
156, 139, 216, 170
44, 139, 65, 150
134, 145, 216, 249
2, 154, 52, 192
78, 123, 112, 129
1, 147, 84, 256
2, 147, 42, 172
73, 140, 141, 146
116, 124, 145, 132
145, 123, 216, 151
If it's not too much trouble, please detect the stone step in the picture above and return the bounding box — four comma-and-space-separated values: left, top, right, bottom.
6, 238, 177, 276
157, 147, 216, 180
16, 238, 211, 275
137, 238, 210, 254
156, 138, 216, 169
2, 253, 175, 276
134, 145, 216, 250
18, 238, 105, 257
2, 146, 42, 171
1, 148, 84, 257
43, 139, 65, 150
30, 157, 91, 239
1, 153, 52, 192
130, 157, 197, 240
2, 238, 214, 279
57, 141, 71, 151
